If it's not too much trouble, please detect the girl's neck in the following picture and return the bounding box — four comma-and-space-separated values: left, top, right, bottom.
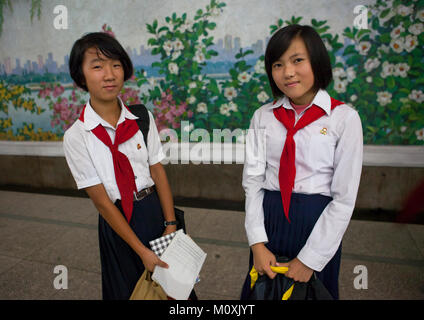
90, 97, 122, 128
289, 100, 310, 115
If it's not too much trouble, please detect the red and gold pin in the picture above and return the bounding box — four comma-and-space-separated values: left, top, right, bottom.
137, 143, 141, 150
320, 128, 328, 135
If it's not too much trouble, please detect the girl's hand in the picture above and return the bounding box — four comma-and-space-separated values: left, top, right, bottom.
139, 248, 168, 272
277, 257, 314, 282
251, 243, 277, 279
162, 224, 177, 236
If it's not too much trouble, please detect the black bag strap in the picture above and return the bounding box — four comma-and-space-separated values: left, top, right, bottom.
128, 104, 150, 148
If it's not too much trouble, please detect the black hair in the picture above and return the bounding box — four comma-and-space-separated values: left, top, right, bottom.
69, 32, 133, 92
264, 24, 333, 99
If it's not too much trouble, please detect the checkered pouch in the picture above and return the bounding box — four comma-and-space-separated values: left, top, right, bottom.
149, 229, 182, 257
149, 229, 200, 284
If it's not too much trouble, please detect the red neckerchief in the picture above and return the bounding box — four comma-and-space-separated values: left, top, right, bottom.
273, 97, 343, 222
79, 104, 139, 223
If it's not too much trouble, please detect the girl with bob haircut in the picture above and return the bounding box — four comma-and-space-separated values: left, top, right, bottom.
241, 24, 363, 299
64, 32, 185, 299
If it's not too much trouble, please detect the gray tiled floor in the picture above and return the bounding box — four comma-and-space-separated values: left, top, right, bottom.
0, 190, 423, 300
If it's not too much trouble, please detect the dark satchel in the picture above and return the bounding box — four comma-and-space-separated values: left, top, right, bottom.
128, 104, 186, 233
248, 256, 333, 300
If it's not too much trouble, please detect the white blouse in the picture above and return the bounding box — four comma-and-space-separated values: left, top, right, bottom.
63, 98, 165, 203
243, 89, 363, 271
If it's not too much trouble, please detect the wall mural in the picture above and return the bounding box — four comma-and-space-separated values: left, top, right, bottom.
0, 0, 423, 144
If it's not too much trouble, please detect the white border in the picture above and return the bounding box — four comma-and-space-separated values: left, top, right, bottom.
0, 141, 423, 167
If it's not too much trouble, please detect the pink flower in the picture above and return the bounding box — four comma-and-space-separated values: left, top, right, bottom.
52, 85, 65, 98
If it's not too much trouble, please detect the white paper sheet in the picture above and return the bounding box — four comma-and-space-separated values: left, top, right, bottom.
152, 231, 207, 300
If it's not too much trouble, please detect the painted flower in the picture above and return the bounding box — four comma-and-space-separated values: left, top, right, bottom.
194, 51, 206, 64
187, 95, 196, 104
224, 87, 237, 100
377, 91, 392, 106
366, 76, 372, 83
350, 94, 358, 102
257, 91, 269, 103
390, 38, 404, 53
196, 102, 208, 113
390, 24, 404, 39
408, 23, 423, 35
397, 4, 413, 17
228, 101, 238, 112
254, 60, 265, 74
182, 123, 194, 132
168, 62, 179, 75
364, 58, 381, 72
163, 40, 173, 56
356, 41, 371, 55
346, 67, 356, 82
172, 39, 184, 51
417, 8, 424, 22
189, 82, 197, 89
404, 35, 418, 52
381, 61, 395, 78
220, 103, 231, 116
416, 128, 424, 141
409, 90, 424, 103
333, 79, 347, 93
238, 71, 252, 83
394, 63, 410, 78
333, 67, 346, 78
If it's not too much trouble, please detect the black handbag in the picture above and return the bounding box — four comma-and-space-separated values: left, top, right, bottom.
129, 104, 186, 234
248, 256, 333, 300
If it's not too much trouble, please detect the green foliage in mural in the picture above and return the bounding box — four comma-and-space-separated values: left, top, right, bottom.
0, 0, 42, 36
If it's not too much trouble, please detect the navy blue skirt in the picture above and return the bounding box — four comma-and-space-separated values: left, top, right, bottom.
240, 190, 342, 300
98, 191, 165, 300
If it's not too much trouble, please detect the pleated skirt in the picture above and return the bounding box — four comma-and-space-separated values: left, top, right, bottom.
98, 191, 165, 300
240, 190, 342, 300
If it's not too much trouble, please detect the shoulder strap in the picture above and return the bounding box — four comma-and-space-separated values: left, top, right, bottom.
128, 104, 150, 148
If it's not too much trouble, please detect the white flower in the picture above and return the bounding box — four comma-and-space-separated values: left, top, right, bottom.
224, 87, 237, 100
377, 91, 392, 106
254, 60, 265, 74
346, 67, 356, 82
390, 25, 404, 39
163, 40, 173, 56
378, 44, 390, 55
364, 58, 381, 72
418, 9, 424, 22
356, 41, 371, 55
238, 71, 252, 83
333, 79, 347, 93
409, 90, 424, 103
189, 82, 197, 89
381, 61, 395, 78
195, 42, 206, 51
187, 96, 196, 104
196, 102, 208, 113
228, 101, 238, 112
193, 51, 206, 64
404, 35, 418, 52
408, 23, 424, 35
210, 6, 221, 17
366, 76, 372, 83
257, 91, 269, 103
168, 62, 179, 75
171, 50, 181, 60
350, 94, 358, 102
397, 4, 413, 17
390, 38, 404, 53
220, 103, 231, 116
333, 67, 346, 78
400, 126, 407, 133
416, 128, 424, 141
394, 63, 410, 78
172, 39, 184, 51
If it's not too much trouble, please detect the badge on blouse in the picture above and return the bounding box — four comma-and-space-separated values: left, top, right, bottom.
137, 143, 141, 149
320, 128, 328, 135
